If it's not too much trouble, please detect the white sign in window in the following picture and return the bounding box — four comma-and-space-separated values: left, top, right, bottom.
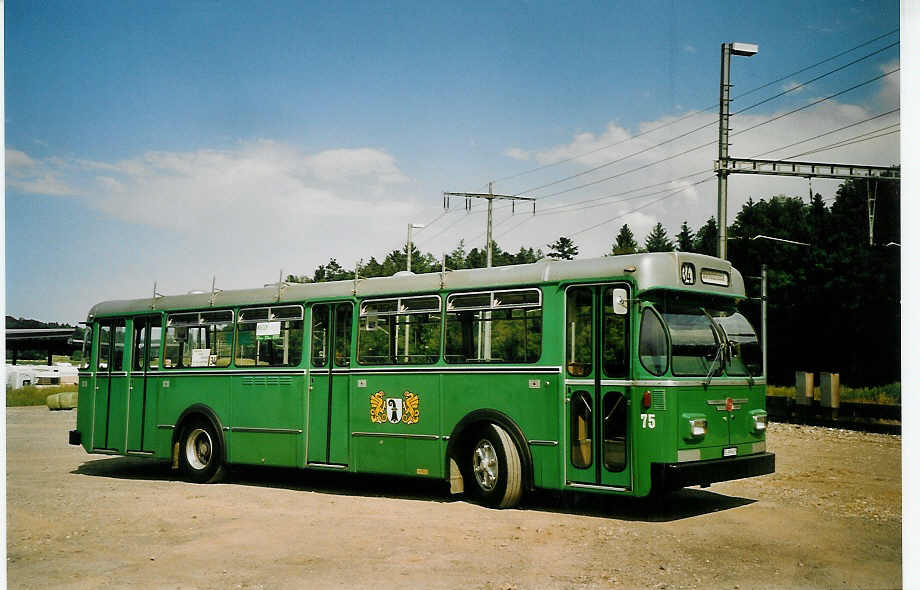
191, 348, 212, 367
257, 321, 282, 337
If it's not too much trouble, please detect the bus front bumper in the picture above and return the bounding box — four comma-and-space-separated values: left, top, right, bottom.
652, 452, 775, 490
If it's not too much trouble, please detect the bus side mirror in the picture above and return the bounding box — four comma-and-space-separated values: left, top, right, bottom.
612, 288, 628, 315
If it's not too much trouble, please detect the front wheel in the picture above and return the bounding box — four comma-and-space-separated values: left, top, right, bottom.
465, 424, 523, 508
179, 419, 225, 483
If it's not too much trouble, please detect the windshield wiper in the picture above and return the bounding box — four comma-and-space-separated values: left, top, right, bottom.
701, 307, 725, 387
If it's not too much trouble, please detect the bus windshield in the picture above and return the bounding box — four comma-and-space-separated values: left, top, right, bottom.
651, 296, 762, 378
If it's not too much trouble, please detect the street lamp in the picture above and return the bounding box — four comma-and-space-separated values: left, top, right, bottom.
407, 223, 425, 272
717, 41, 759, 260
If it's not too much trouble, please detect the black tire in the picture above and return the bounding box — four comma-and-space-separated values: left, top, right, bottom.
178, 418, 225, 483
464, 424, 523, 508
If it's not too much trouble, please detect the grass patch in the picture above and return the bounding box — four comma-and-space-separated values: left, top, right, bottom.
6, 384, 78, 407
768, 383, 900, 405
10, 355, 79, 366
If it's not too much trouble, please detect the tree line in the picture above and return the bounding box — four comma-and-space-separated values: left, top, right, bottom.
291, 178, 898, 386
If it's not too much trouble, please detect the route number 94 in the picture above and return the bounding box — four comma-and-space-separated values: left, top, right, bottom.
640, 413, 656, 429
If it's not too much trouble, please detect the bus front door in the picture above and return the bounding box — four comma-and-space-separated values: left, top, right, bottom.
91, 319, 128, 452
564, 285, 632, 490
307, 302, 353, 467
127, 316, 160, 454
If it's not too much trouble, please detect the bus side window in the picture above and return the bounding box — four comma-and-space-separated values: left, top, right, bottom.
311, 306, 329, 367
639, 308, 668, 376
565, 287, 593, 376
358, 296, 440, 365
334, 304, 353, 367
236, 305, 304, 368
445, 289, 541, 364
164, 311, 233, 368
79, 325, 94, 370
603, 287, 628, 377
97, 324, 111, 371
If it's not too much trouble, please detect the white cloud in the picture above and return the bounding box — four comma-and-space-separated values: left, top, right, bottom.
304, 147, 409, 184
6, 148, 35, 169
683, 44, 697, 54
877, 59, 900, 111
488, 83, 899, 257
503, 147, 530, 161
782, 81, 804, 94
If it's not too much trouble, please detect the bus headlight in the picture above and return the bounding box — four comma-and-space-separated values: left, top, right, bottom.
690, 418, 707, 437
752, 413, 767, 432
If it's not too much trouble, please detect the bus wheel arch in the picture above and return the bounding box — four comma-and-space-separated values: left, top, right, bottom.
172, 404, 227, 483
446, 410, 533, 506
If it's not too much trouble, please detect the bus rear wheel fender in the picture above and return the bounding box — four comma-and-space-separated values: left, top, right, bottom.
175, 412, 226, 484
462, 423, 524, 509
445, 409, 534, 493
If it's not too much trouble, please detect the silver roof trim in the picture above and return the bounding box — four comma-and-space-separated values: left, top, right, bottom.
87, 253, 746, 319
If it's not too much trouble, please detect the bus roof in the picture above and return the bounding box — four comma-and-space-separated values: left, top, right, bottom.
86, 252, 746, 319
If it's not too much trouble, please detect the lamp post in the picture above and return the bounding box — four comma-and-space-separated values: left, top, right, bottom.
717, 41, 758, 260
406, 223, 425, 272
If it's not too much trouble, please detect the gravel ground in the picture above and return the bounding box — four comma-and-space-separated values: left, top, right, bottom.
6, 409, 901, 589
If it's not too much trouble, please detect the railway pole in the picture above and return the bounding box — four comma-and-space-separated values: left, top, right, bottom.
716, 42, 758, 260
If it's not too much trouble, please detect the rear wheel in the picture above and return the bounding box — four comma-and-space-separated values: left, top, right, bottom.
465, 424, 523, 508
179, 419, 225, 483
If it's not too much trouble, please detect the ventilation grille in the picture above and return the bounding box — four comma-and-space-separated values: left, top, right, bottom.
651, 389, 666, 411
241, 376, 293, 387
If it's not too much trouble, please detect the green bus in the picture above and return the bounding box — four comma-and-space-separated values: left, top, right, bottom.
70, 252, 774, 508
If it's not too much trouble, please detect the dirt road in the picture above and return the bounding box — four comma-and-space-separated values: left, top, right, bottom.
7, 407, 901, 589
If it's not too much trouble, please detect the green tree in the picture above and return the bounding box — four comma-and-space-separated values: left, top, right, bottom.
512, 246, 541, 264
644, 223, 674, 252
312, 258, 351, 282
692, 216, 718, 256
610, 224, 638, 255
675, 221, 694, 251
446, 240, 468, 270
546, 236, 579, 260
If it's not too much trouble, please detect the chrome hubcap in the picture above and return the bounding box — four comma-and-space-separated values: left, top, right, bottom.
472, 439, 499, 491
185, 428, 212, 470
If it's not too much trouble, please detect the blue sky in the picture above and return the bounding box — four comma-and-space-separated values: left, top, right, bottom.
5, 0, 900, 323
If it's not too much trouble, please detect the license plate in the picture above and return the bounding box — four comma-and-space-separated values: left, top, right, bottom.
723, 447, 738, 457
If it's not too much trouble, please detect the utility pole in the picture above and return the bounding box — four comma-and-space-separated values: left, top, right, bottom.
715, 40, 899, 251
717, 41, 758, 260
443, 184, 535, 267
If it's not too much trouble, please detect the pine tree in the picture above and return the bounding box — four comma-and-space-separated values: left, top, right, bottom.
675, 221, 694, 251
692, 217, 718, 256
447, 240, 467, 270
644, 223, 674, 252
610, 224, 638, 255
546, 236, 579, 260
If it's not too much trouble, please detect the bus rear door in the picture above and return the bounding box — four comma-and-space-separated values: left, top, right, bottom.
91, 318, 128, 452
126, 315, 160, 454
307, 302, 353, 467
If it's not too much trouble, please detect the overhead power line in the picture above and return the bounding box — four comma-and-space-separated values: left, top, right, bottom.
513, 55, 899, 201
567, 178, 716, 239
484, 28, 898, 189
733, 40, 898, 116
751, 108, 899, 159
780, 126, 900, 160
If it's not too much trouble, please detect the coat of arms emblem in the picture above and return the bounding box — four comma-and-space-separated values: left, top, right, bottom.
370, 390, 420, 425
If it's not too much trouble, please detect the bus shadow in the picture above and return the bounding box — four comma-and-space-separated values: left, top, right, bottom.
73, 456, 754, 521
523, 487, 756, 522
72, 456, 178, 481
